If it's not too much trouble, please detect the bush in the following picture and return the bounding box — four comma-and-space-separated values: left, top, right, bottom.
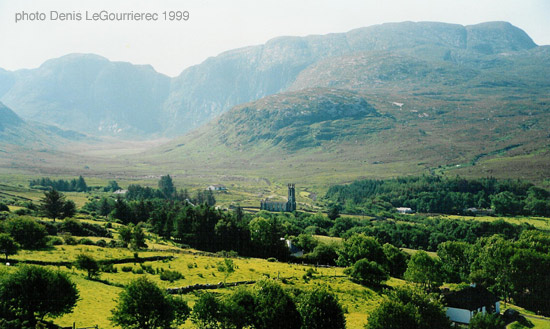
95, 239, 107, 247
132, 268, 144, 274
160, 270, 184, 282
121, 266, 133, 272
61, 233, 77, 245
140, 264, 155, 274
100, 263, 118, 273
267, 257, 277, 262
49, 236, 64, 246
78, 238, 95, 245
0, 203, 9, 212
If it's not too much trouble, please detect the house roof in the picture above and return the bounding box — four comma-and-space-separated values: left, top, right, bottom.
443, 286, 499, 311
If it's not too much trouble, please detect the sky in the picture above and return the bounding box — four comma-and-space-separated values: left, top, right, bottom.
0, 0, 549, 77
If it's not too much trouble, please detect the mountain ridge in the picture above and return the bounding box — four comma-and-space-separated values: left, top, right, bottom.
0, 21, 541, 137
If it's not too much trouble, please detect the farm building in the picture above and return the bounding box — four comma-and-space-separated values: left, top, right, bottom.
443, 285, 500, 324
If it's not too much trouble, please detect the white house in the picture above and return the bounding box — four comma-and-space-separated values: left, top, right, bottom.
396, 207, 414, 214
206, 184, 227, 191
443, 285, 500, 324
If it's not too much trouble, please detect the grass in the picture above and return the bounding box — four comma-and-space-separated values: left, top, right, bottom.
436, 214, 550, 230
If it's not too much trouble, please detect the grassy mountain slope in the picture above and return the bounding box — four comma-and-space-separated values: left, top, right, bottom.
150, 25, 550, 185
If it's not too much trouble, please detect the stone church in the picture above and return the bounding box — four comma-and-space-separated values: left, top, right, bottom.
260, 184, 297, 212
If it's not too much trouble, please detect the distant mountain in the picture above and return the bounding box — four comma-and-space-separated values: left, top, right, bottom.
0, 21, 542, 138
1, 54, 170, 136
0, 101, 86, 147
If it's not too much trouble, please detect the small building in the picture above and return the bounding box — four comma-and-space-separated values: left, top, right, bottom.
113, 189, 128, 195
207, 184, 227, 191
443, 285, 500, 324
396, 207, 414, 214
260, 184, 297, 212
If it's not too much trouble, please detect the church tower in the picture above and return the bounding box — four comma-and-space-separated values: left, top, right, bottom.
286, 184, 296, 211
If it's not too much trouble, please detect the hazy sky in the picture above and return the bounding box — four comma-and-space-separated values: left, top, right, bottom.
0, 0, 548, 76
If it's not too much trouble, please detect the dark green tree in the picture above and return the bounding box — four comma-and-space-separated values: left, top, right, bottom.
191, 293, 225, 329
131, 224, 147, 250
0, 233, 19, 260
297, 288, 346, 329
158, 175, 175, 199
382, 243, 409, 278
75, 254, 100, 279
3, 217, 48, 249
223, 288, 257, 329
437, 241, 472, 283
0, 266, 78, 326
337, 233, 387, 267
365, 287, 451, 329
118, 225, 133, 246
327, 205, 341, 221
404, 250, 444, 291
40, 189, 66, 221
111, 277, 190, 329
253, 280, 302, 329
346, 259, 389, 286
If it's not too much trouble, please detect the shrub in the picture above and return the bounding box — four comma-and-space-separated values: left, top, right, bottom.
49, 236, 64, 246
100, 263, 118, 273
0, 203, 9, 212
140, 264, 155, 274
132, 268, 144, 274
160, 270, 184, 282
95, 239, 107, 247
62, 233, 77, 245
121, 266, 133, 272
79, 238, 95, 245
267, 257, 277, 262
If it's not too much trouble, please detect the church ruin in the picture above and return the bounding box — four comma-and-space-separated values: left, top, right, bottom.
260, 184, 297, 212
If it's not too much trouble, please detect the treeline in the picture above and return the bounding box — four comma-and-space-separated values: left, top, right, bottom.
29, 176, 88, 192
325, 175, 550, 216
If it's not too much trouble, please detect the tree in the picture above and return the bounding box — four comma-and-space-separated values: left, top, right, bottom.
3, 217, 48, 249
306, 243, 339, 266
0, 233, 19, 261
347, 259, 389, 286
118, 225, 133, 246
75, 254, 100, 279
217, 258, 235, 284
40, 189, 66, 221
404, 251, 443, 291
191, 293, 225, 329
111, 277, 190, 329
490, 191, 523, 216
62, 199, 76, 219
327, 205, 341, 221
294, 233, 319, 253
131, 224, 147, 250
249, 216, 288, 259
337, 233, 387, 267
158, 175, 175, 199
223, 288, 257, 329
437, 241, 472, 283
0, 266, 78, 326
253, 280, 302, 329
76, 175, 88, 192
382, 243, 409, 278
365, 287, 451, 329
297, 288, 346, 329
468, 312, 505, 329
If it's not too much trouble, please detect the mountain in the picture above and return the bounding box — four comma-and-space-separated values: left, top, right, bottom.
161, 21, 537, 134
150, 22, 550, 184
1, 54, 170, 136
0, 101, 86, 148
0, 21, 540, 138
